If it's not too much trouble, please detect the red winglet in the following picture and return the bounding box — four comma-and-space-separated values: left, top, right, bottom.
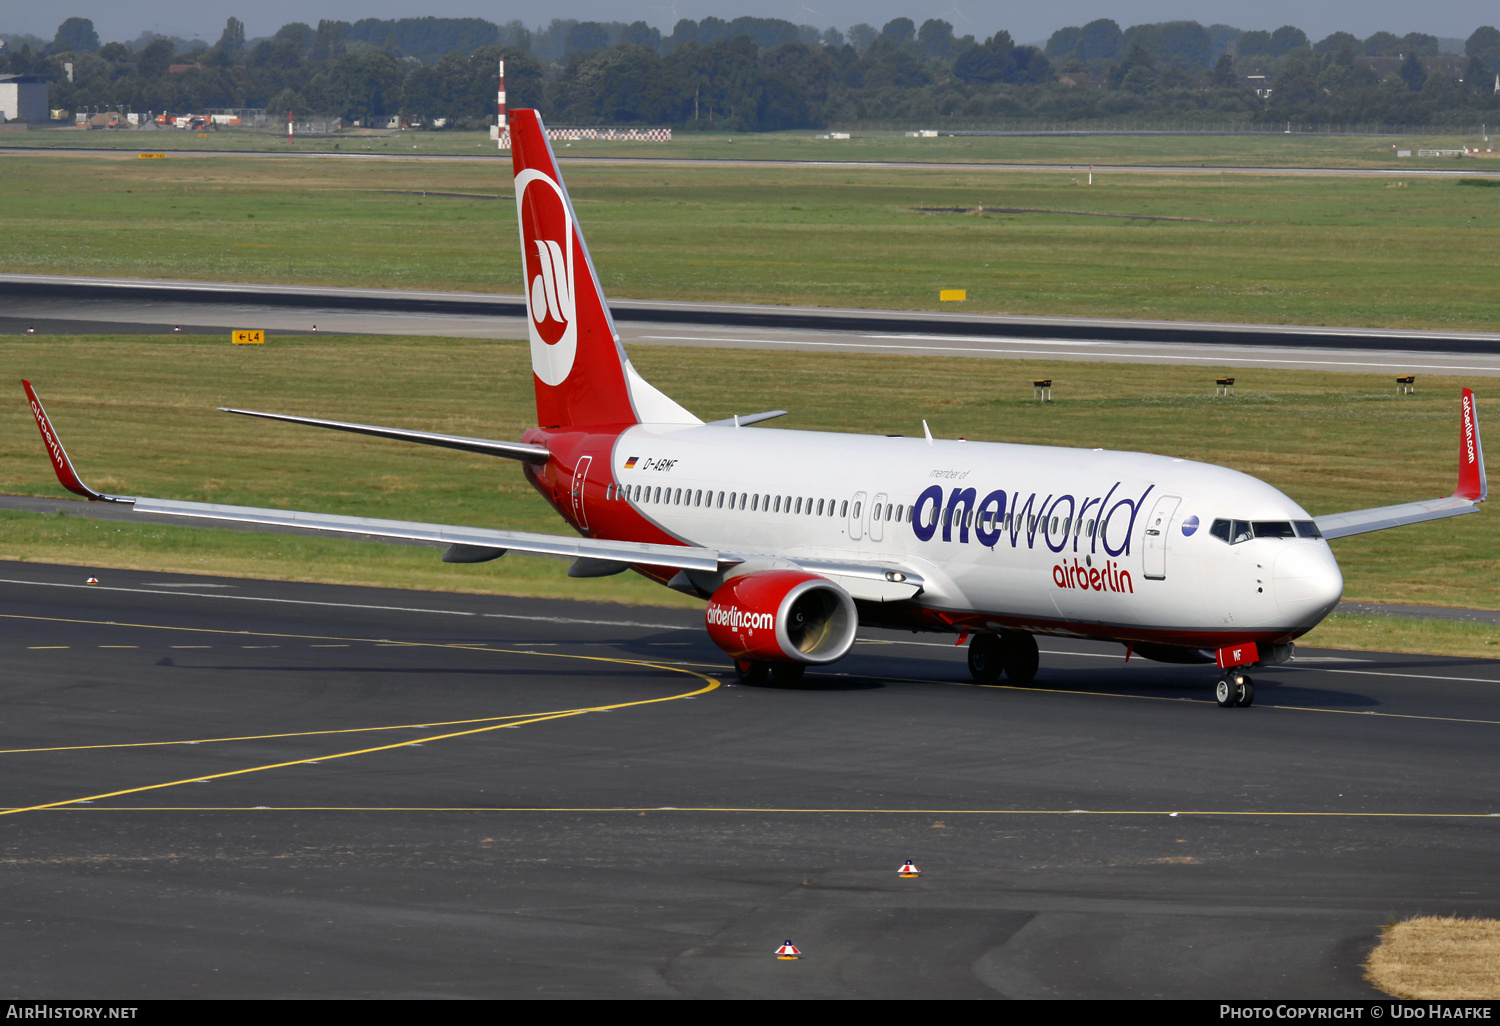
20, 380, 119, 502
1457, 388, 1488, 502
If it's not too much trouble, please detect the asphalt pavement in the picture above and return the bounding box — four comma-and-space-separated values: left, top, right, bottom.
4, 274, 1499, 376
1, 559, 1497, 998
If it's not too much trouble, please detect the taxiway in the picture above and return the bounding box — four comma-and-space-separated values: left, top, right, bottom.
1, 561, 1496, 997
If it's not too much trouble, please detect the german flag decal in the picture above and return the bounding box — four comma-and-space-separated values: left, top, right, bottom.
624, 456, 639, 469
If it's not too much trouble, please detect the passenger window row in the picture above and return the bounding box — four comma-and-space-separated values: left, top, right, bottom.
1208, 519, 1321, 544
605, 483, 852, 518
603, 483, 922, 531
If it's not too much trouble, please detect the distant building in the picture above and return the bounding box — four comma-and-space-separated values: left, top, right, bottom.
1355, 56, 1470, 81
0, 74, 49, 123
1241, 75, 1273, 98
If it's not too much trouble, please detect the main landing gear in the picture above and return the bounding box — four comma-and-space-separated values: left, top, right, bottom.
1215, 671, 1255, 708
735, 659, 805, 687
967, 631, 1039, 684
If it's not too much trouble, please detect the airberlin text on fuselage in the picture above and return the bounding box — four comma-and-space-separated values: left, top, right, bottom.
705, 603, 774, 632
1054, 558, 1133, 594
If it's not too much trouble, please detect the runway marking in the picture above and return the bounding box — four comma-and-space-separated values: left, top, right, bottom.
0, 677, 718, 819
20, 806, 1500, 819
1319, 668, 1500, 685
639, 335, 1500, 373
0, 612, 720, 768
0, 706, 605, 753
7, 611, 1497, 773
0, 623, 721, 817
971, 681, 1500, 726
27, 646, 68, 649
0, 577, 694, 631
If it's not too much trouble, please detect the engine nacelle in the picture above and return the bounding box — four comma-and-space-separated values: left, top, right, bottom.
705, 570, 858, 665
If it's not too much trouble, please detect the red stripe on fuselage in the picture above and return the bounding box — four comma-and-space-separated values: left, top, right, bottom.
523, 425, 696, 583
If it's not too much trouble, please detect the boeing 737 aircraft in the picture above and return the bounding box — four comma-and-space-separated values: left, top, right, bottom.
23, 109, 1488, 707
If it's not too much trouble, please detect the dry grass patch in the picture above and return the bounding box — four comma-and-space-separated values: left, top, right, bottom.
1366, 916, 1500, 999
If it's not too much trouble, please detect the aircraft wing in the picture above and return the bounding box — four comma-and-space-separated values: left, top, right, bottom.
1314, 494, 1481, 540
1314, 387, 1486, 540
132, 496, 732, 571
22, 380, 926, 596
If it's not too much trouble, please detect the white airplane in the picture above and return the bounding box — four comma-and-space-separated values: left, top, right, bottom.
22, 109, 1489, 708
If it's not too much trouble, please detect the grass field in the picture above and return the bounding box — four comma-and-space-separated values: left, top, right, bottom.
4, 152, 1500, 329
1366, 917, 1500, 999
8, 127, 1500, 168
2, 335, 1494, 640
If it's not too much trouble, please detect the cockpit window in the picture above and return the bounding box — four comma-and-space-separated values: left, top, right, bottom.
1210, 518, 1313, 544
1209, 519, 1254, 544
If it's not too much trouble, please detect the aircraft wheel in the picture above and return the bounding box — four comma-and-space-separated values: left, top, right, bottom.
1234, 676, 1255, 708
767, 662, 806, 687
1003, 632, 1040, 684
967, 633, 1007, 682
1215, 674, 1240, 707
735, 659, 768, 685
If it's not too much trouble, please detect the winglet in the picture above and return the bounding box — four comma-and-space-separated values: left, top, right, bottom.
1457, 388, 1487, 502
20, 380, 129, 503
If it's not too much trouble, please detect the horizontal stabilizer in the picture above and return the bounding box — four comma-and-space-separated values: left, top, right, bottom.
219, 408, 551, 463
706, 410, 789, 427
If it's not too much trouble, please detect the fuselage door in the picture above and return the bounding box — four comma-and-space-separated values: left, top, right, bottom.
848, 491, 867, 541
570, 455, 593, 530
1142, 493, 1181, 581
869, 491, 889, 542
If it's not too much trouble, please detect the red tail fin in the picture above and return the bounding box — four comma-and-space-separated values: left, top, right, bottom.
1457, 387, 1487, 501
510, 109, 697, 430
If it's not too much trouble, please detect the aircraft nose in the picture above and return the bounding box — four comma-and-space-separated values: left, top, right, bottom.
1273, 543, 1344, 626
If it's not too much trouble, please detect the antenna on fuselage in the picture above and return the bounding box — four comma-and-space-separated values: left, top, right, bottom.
922, 419, 933, 445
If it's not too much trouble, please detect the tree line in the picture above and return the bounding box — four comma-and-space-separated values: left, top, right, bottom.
5, 14, 1500, 129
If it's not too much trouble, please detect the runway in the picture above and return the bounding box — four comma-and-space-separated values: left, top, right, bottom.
2, 559, 1497, 998
6, 273, 1500, 376
6, 145, 1500, 179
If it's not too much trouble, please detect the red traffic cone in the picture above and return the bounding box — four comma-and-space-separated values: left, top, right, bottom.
898, 860, 921, 877
85, 577, 99, 585
774, 940, 801, 960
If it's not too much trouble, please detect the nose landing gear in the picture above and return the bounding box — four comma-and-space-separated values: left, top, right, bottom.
1215, 672, 1254, 708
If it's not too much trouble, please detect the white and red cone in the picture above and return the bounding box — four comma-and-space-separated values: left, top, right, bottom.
85, 577, 99, 585
775, 940, 801, 960
898, 860, 921, 877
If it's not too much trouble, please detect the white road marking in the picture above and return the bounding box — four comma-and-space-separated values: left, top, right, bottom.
0, 577, 694, 631
638, 335, 1500, 372
1320, 668, 1500, 685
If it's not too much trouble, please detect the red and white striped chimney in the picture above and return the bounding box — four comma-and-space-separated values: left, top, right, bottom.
496, 60, 507, 149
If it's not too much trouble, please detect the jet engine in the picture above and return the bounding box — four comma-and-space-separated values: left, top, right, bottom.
704, 570, 858, 665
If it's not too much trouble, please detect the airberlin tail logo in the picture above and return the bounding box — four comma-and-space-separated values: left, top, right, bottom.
515, 169, 577, 386
1463, 393, 1477, 467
